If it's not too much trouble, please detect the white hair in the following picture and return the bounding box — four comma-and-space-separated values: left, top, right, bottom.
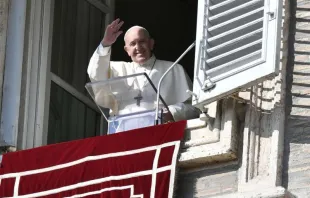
124, 26, 151, 42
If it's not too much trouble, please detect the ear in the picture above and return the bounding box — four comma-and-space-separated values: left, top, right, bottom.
124, 46, 130, 56
149, 38, 155, 51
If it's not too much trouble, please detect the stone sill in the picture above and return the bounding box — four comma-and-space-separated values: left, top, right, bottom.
178, 99, 239, 168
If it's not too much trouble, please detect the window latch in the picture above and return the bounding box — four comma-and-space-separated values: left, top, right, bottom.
266, 11, 275, 20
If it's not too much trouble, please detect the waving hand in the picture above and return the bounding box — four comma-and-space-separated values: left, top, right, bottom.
101, 19, 124, 46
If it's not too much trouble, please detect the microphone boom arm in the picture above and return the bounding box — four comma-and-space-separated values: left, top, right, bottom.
155, 42, 196, 125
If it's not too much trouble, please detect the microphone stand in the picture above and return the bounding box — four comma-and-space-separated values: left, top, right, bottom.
154, 42, 196, 125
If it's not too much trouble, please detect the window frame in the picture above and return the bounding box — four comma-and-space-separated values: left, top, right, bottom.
5, 0, 114, 149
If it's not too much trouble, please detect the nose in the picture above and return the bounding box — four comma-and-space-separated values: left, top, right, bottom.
135, 43, 142, 51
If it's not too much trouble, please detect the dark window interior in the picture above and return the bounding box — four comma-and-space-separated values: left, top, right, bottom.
112, 0, 198, 80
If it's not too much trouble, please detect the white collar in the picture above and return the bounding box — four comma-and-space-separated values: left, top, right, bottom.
133, 55, 156, 69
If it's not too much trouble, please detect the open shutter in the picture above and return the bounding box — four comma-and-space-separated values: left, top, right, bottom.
192, 0, 282, 108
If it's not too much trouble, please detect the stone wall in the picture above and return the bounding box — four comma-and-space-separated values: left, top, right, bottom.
176, 0, 291, 197
283, 0, 310, 197
2, 0, 309, 197
176, 163, 239, 197
0, 0, 9, 126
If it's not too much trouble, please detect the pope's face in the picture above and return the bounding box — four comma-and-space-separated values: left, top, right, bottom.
124, 28, 154, 64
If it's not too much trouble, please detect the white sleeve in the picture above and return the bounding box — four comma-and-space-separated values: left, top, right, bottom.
168, 100, 201, 121
87, 44, 120, 114
87, 44, 112, 82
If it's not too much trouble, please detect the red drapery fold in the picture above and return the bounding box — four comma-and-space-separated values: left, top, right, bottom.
0, 121, 186, 198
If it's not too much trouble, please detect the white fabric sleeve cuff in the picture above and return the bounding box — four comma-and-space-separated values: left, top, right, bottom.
168, 105, 178, 120
97, 44, 111, 56
168, 102, 201, 121
168, 104, 184, 121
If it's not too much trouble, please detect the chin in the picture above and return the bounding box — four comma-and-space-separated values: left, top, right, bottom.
134, 57, 147, 64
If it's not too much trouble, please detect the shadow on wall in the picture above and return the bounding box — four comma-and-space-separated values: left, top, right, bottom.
283, 0, 310, 196
176, 162, 239, 197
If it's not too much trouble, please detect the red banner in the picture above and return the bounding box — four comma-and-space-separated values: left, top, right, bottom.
0, 121, 186, 198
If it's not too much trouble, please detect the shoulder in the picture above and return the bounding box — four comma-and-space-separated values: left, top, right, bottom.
156, 59, 185, 71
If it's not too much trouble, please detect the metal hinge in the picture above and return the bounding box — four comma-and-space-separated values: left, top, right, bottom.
202, 76, 216, 91
186, 90, 198, 101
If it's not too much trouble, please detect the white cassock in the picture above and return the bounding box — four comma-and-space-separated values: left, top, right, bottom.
87, 44, 200, 123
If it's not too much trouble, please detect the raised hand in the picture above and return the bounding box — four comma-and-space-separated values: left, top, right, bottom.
101, 19, 124, 47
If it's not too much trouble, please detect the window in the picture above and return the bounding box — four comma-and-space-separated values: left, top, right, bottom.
192, 0, 282, 109
2, 0, 115, 149
48, 0, 112, 143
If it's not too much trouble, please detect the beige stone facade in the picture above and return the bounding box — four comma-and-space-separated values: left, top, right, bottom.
1, 0, 310, 197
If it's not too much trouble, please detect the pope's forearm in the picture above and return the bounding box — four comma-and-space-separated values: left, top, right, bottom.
87, 44, 111, 81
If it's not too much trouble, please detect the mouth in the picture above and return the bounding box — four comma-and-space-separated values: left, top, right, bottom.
135, 53, 145, 57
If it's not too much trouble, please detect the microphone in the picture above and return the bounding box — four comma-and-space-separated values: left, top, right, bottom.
154, 42, 196, 125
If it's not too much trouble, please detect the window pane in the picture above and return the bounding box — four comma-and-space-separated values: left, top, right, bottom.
98, 0, 108, 6
51, 0, 106, 94
48, 82, 102, 144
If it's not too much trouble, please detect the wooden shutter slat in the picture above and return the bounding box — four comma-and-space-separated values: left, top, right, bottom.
208, 18, 263, 44
208, 7, 264, 34
206, 50, 262, 78
209, 0, 235, 11
209, 0, 255, 15
209, 0, 263, 22
206, 39, 262, 67
207, 28, 263, 54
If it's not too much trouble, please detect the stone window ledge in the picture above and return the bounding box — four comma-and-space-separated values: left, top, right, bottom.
178, 98, 242, 168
